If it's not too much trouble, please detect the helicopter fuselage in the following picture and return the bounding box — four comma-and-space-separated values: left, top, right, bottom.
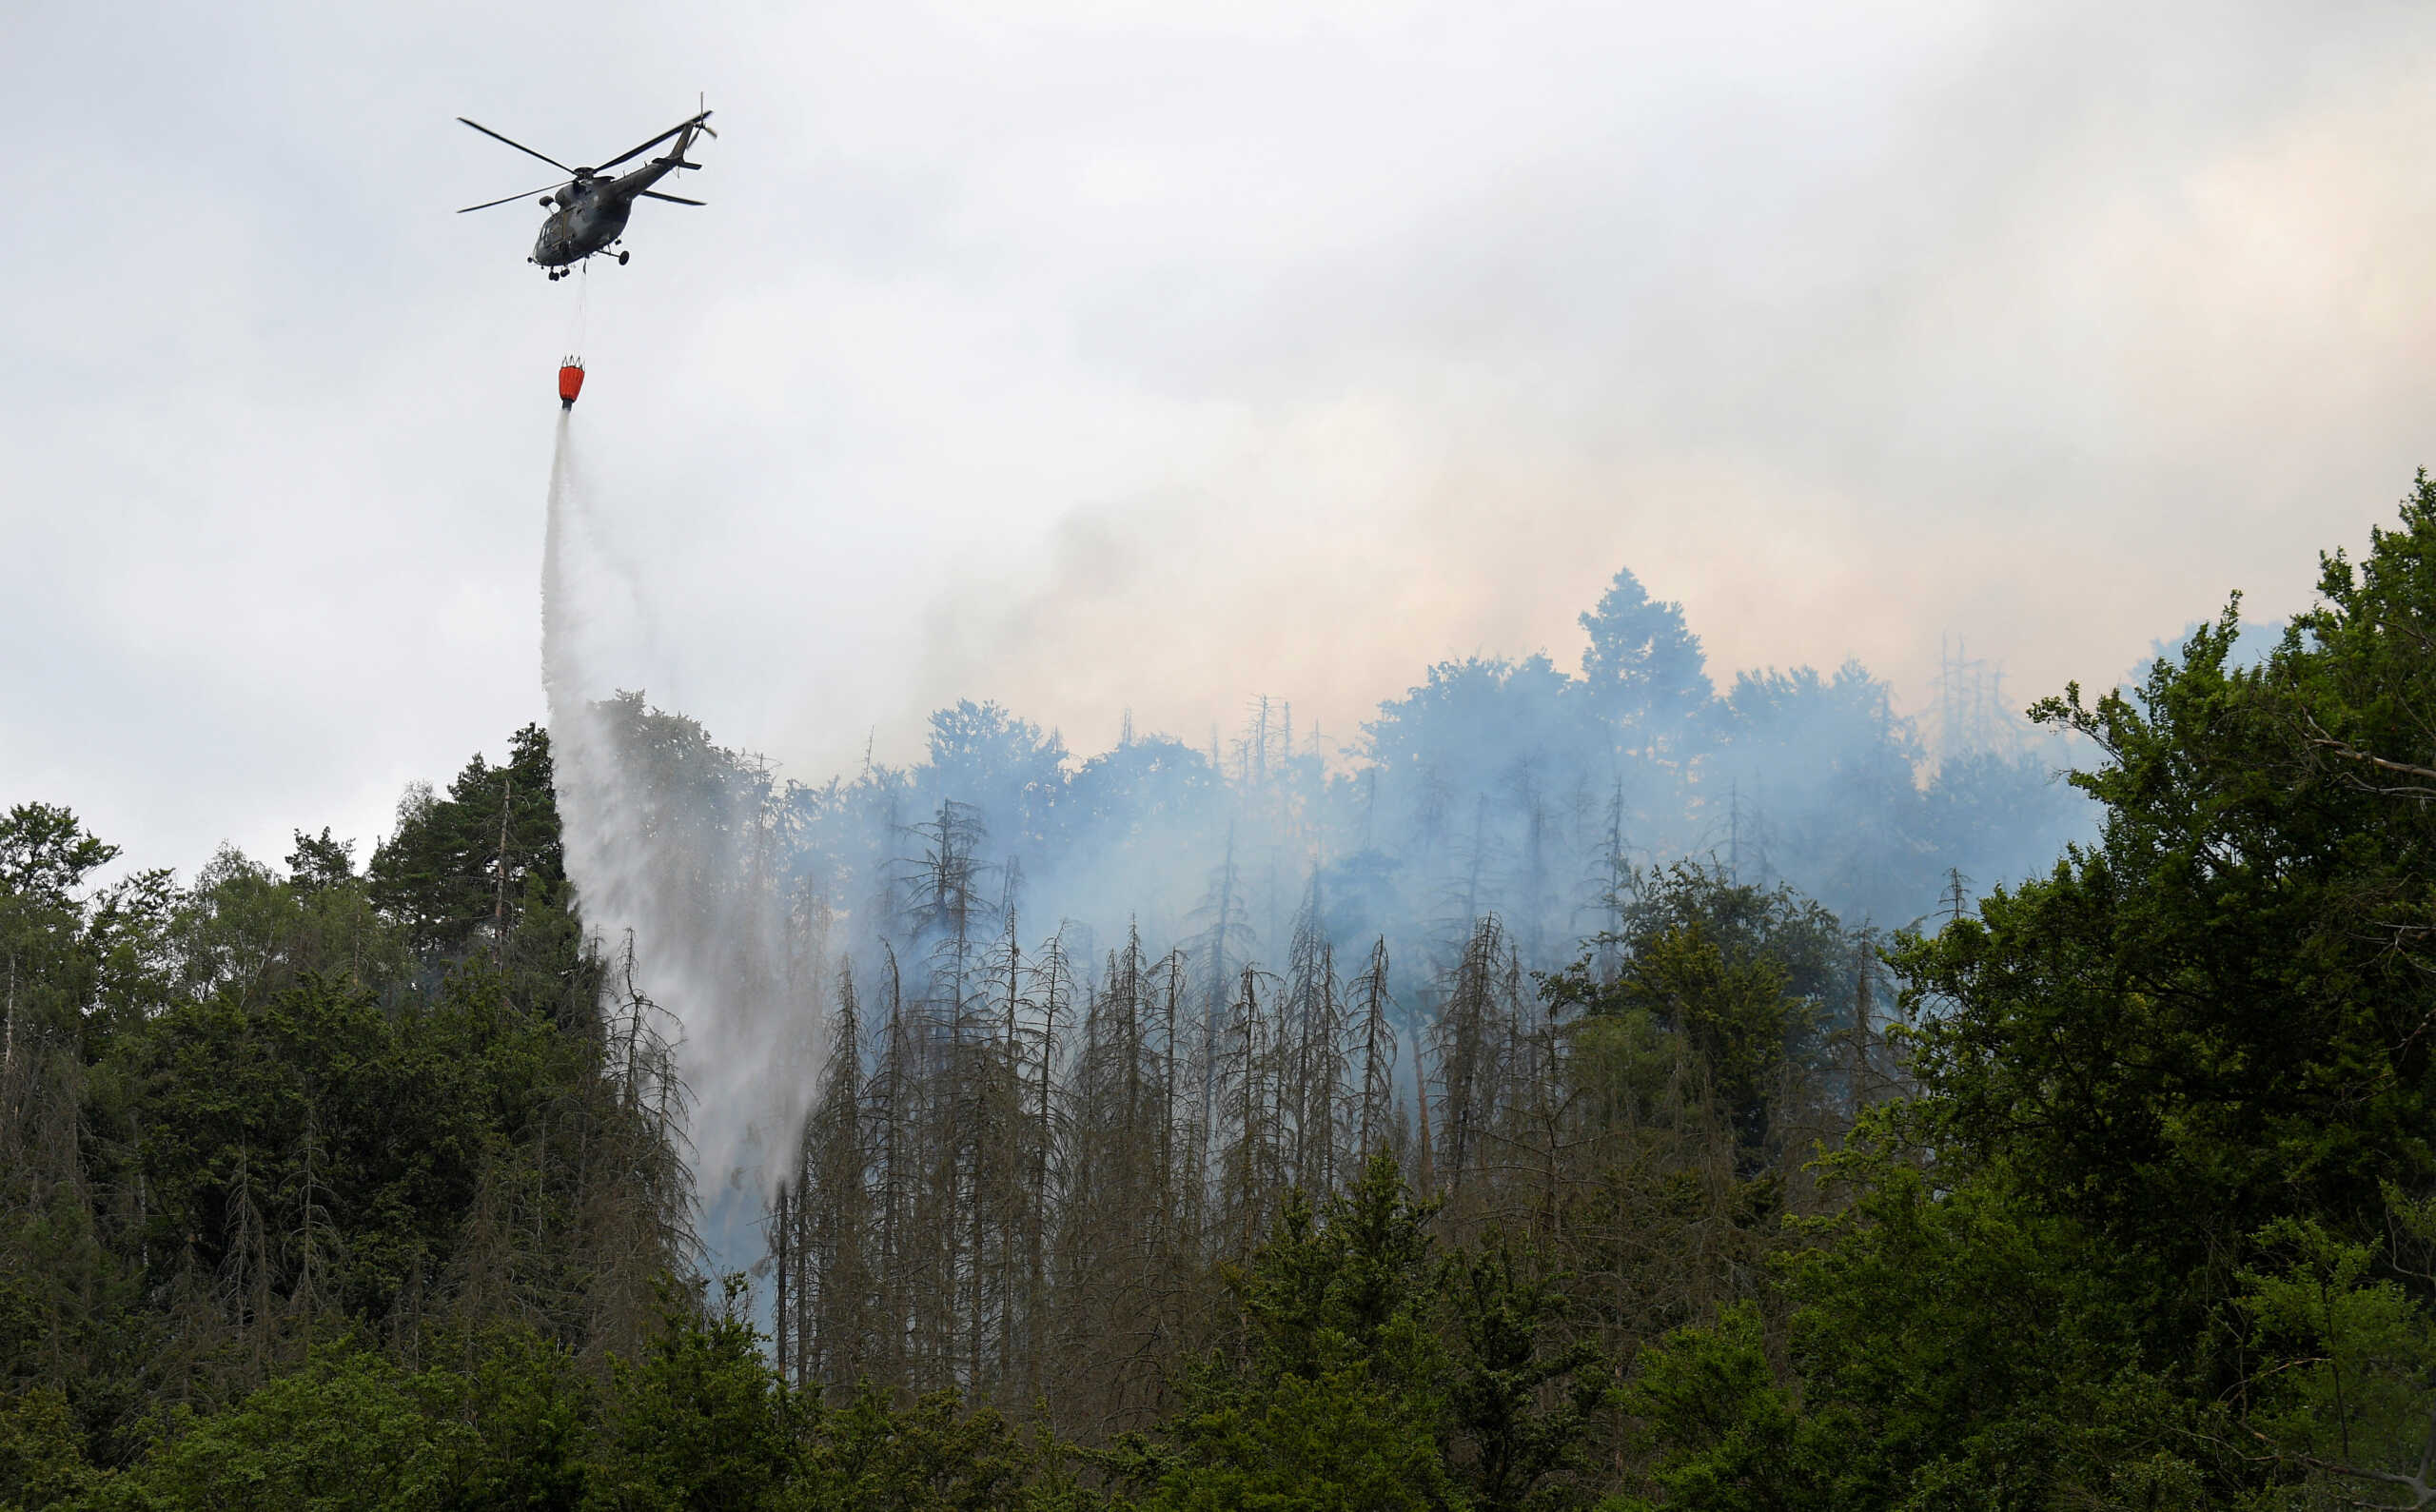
527, 121, 700, 268
532, 184, 636, 267
459, 108, 711, 274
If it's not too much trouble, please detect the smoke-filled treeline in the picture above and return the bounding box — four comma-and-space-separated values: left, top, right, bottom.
575, 564, 2084, 1206
759, 856, 1898, 1440
789, 563, 2081, 968
538, 563, 2082, 1430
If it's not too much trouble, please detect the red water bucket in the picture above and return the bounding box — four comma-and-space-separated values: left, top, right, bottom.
558, 359, 585, 410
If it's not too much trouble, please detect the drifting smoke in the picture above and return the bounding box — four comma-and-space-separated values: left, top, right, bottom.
540, 404, 2097, 1277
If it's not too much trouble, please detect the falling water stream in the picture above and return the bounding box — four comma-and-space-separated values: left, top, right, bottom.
542, 414, 817, 1277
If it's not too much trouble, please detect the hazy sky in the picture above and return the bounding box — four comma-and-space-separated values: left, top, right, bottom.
8, 0, 2433, 879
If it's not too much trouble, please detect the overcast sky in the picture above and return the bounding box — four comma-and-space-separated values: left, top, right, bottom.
7, 0, 2432, 879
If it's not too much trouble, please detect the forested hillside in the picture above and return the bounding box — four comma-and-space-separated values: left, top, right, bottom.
542, 560, 2088, 1248
4, 484, 2433, 1509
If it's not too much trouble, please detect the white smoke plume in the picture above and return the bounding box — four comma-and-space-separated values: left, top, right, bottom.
535, 410, 2092, 1282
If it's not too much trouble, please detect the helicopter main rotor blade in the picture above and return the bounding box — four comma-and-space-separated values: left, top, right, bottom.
593, 111, 712, 174
458, 117, 576, 175
638, 189, 706, 206
458, 179, 566, 214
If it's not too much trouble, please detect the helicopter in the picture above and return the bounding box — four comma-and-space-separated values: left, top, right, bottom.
458, 108, 715, 279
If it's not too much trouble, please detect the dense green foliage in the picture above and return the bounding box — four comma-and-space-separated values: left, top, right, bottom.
1623, 480, 2436, 1506
4, 483, 2432, 1506
0, 728, 697, 1505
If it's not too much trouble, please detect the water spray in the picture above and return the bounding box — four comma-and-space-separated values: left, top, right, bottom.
541, 409, 821, 1280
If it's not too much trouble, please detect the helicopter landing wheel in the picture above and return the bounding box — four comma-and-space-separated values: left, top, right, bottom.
618, 250, 630, 265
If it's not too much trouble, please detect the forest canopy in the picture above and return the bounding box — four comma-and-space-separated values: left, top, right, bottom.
4, 482, 2432, 1508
